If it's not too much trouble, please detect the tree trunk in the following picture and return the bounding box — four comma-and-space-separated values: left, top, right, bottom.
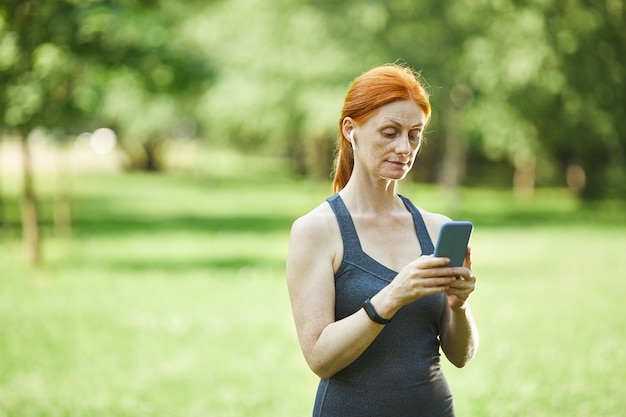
286, 134, 308, 177
305, 137, 334, 181
20, 131, 41, 265
579, 147, 609, 201
55, 143, 72, 236
437, 103, 467, 218
513, 152, 536, 199
143, 137, 163, 171
0, 143, 4, 230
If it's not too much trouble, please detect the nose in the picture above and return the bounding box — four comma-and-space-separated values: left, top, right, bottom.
396, 135, 411, 155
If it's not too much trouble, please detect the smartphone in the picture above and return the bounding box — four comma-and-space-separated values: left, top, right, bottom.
433, 221, 474, 268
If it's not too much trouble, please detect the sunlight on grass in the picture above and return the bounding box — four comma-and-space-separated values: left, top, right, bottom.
445, 226, 626, 417
1, 172, 625, 416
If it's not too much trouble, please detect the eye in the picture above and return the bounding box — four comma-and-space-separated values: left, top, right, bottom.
382, 128, 399, 139
409, 129, 422, 141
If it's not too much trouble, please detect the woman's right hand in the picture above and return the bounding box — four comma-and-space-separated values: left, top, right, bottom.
371, 256, 458, 319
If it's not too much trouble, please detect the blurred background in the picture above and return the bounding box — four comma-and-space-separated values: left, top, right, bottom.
0, 0, 625, 416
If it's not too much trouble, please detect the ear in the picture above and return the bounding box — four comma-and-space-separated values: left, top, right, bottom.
341, 117, 355, 145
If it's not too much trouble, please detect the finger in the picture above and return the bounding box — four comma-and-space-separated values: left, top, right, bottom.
433, 276, 457, 285
400, 277, 453, 293
446, 281, 471, 292
416, 255, 452, 268
449, 267, 476, 281
446, 279, 467, 289
447, 285, 474, 297
419, 286, 452, 297
447, 282, 475, 296
445, 290, 469, 301
462, 270, 477, 282
415, 277, 456, 289
429, 266, 467, 278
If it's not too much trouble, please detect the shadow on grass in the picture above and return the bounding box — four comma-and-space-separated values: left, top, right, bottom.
69, 203, 625, 237
100, 256, 285, 274
72, 214, 293, 236
3, 197, 624, 240
460, 203, 626, 228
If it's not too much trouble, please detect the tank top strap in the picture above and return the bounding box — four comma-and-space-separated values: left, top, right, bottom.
398, 195, 435, 255
326, 194, 363, 261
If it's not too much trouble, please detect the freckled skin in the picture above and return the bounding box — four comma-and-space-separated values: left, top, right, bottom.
344, 100, 426, 185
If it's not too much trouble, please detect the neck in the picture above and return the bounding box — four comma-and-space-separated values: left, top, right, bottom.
340, 172, 402, 215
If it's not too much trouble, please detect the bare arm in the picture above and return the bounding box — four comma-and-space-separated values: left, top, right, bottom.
439, 248, 479, 367
286, 213, 387, 379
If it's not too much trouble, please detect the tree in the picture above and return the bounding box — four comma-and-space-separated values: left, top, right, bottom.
517, 0, 625, 199
0, 0, 215, 264
181, 0, 356, 177
77, 2, 215, 170
2, 0, 49, 265
289, 0, 626, 199
5, 0, 620, 219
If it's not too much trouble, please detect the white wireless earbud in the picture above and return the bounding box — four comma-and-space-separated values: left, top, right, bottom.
349, 131, 356, 151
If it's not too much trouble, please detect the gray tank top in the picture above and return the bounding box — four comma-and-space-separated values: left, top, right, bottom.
313, 194, 455, 417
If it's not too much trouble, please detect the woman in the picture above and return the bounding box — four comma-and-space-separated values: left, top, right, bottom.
286, 63, 479, 417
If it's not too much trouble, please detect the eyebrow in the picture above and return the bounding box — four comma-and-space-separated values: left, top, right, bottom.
383, 118, 425, 128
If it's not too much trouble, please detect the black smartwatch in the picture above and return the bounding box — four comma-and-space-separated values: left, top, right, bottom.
362, 298, 391, 325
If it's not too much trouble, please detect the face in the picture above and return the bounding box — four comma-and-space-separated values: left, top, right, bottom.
349, 99, 427, 182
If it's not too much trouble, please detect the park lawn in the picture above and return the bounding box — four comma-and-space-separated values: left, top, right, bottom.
1, 171, 625, 417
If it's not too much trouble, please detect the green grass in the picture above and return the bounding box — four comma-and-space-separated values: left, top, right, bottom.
1, 171, 625, 416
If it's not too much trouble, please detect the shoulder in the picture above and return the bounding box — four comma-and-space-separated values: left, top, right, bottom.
419, 207, 452, 227
287, 199, 343, 280
288, 200, 342, 265
401, 195, 451, 227
290, 200, 338, 241
417, 206, 453, 241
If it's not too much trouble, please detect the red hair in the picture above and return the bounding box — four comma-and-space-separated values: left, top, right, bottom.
332, 63, 431, 193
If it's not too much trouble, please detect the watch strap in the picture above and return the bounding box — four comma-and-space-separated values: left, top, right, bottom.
362, 298, 391, 324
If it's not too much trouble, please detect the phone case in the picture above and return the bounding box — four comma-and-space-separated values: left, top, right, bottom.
433, 221, 473, 267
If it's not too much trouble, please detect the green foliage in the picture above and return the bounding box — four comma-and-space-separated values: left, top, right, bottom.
0, 0, 214, 151
0, 0, 623, 195
184, 0, 625, 196
181, 0, 353, 176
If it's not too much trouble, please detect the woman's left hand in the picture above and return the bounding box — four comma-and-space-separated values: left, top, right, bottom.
445, 247, 476, 310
